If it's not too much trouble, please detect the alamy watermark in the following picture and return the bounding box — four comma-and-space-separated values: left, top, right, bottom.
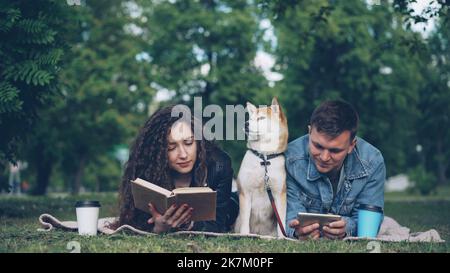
67, 241, 81, 253
366, 241, 381, 253
170, 97, 282, 142
66, 0, 82, 5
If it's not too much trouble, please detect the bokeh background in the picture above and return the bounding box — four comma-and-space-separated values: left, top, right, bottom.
1, 0, 449, 197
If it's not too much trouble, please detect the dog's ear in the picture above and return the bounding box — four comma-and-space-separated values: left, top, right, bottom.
271, 97, 279, 106
271, 97, 286, 122
246, 102, 257, 115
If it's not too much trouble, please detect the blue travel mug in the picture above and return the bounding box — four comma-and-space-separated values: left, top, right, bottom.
357, 204, 383, 238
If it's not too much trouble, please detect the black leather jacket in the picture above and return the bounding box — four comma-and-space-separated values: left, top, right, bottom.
129, 145, 237, 233
192, 146, 236, 233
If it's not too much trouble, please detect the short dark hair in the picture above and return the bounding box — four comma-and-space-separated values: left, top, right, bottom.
309, 100, 359, 141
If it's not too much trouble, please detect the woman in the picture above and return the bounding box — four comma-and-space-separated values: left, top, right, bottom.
115, 105, 238, 233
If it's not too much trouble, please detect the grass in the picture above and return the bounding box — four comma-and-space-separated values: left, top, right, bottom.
0, 192, 449, 253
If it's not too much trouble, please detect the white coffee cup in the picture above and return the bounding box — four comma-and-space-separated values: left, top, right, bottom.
75, 201, 101, 236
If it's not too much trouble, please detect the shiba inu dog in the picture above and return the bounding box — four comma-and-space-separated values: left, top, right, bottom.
234, 97, 289, 237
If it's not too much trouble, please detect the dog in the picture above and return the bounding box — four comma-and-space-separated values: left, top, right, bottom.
234, 97, 288, 237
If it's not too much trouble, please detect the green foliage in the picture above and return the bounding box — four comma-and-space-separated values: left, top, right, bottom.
3, 61, 55, 86
82, 155, 123, 192
0, 82, 22, 113
0, 0, 72, 165
255, 0, 449, 184
415, 19, 450, 187
22, 0, 155, 194
271, 0, 427, 176
141, 0, 267, 104
408, 165, 437, 196
138, 0, 269, 170
3, 0, 449, 194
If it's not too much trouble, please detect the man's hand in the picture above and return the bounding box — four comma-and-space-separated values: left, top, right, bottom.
148, 203, 193, 234
322, 219, 347, 240
289, 219, 320, 240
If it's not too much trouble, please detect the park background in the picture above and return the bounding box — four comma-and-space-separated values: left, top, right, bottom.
0, 0, 449, 252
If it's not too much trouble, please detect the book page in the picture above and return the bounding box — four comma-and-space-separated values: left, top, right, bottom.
131, 178, 177, 214
174, 190, 217, 221
132, 178, 173, 197
172, 187, 213, 194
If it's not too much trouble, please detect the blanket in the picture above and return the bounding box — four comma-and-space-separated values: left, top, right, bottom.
343, 216, 444, 243
37, 213, 295, 241
38, 214, 444, 243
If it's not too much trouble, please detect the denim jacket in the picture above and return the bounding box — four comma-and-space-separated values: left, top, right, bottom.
285, 135, 386, 238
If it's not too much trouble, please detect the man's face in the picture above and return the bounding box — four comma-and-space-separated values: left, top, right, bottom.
308, 126, 356, 174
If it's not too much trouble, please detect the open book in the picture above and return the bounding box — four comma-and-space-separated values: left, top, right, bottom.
131, 178, 217, 221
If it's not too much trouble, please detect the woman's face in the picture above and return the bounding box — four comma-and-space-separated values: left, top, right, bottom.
167, 121, 197, 174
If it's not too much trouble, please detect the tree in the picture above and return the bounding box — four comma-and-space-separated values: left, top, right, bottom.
25, 0, 155, 194
257, 0, 450, 26
0, 0, 75, 169
138, 0, 271, 169
416, 19, 450, 186
271, 0, 425, 176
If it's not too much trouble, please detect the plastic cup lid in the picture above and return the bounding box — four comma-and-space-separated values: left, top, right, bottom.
357, 204, 383, 213
75, 200, 101, 208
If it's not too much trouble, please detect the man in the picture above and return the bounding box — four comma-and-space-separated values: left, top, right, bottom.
285, 100, 385, 239
9, 161, 22, 195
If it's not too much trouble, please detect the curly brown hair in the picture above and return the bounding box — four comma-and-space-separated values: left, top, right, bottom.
114, 105, 211, 231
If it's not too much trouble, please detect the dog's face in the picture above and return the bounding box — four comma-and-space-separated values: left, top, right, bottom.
245, 97, 288, 153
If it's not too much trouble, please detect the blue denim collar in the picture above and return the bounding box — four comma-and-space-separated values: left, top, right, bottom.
306, 146, 368, 181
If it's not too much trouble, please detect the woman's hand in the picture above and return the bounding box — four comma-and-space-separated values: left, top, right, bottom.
147, 203, 193, 234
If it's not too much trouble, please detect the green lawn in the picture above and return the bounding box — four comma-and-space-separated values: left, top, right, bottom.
0, 192, 449, 253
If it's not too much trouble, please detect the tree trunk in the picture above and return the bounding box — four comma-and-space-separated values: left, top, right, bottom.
203, 80, 213, 106
436, 138, 448, 185
32, 160, 53, 195
437, 162, 448, 186
203, 49, 214, 106
1, 163, 9, 193
71, 156, 86, 195
31, 141, 53, 195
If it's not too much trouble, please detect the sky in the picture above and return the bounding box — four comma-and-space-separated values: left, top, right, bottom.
408, 0, 440, 36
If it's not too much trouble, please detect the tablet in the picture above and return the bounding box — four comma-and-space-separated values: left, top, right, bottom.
297, 212, 342, 227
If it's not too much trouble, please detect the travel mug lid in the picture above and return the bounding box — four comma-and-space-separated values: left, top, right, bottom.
357, 204, 383, 213
75, 200, 101, 208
